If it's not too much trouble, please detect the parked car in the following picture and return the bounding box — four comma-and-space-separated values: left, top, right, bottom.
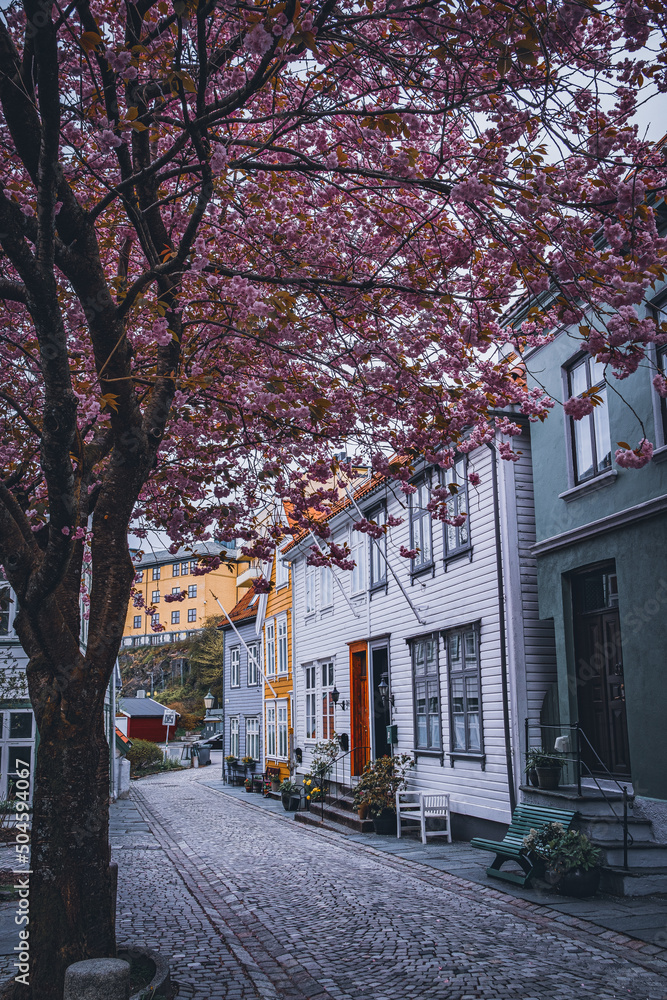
194, 733, 224, 750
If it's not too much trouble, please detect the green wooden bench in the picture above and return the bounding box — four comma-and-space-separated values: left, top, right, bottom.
470, 804, 577, 886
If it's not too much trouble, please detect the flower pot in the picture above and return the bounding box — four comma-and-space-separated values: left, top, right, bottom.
358, 801, 370, 821
555, 867, 601, 898
536, 766, 561, 790
372, 808, 397, 835
527, 767, 539, 787
245, 785, 253, 793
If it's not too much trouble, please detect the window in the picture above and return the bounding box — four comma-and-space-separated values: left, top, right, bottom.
411, 635, 441, 750
151, 613, 160, 627
657, 343, 667, 443
277, 702, 288, 758
152, 567, 161, 580
265, 621, 276, 675
276, 554, 289, 588
247, 642, 259, 686
181, 561, 189, 575
188, 584, 197, 599
277, 617, 288, 674
135, 569, 144, 583
246, 718, 260, 760
190, 559, 198, 574
320, 566, 333, 609
567, 355, 612, 483
305, 563, 316, 613
266, 704, 276, 757
230, 647, 240, 687
442, 457, 470, 557
305, 666, 317, 739
410, 477, 433, 572
151, 590, 160, 604
172, 562, 180, 577
350, 529, 366, 595
321, 662, 335, 739
188, 608, 197, 622
172, 587, 181, 596
9, 714, 32, 739
169, 610, 179, 625
368, 506, 387, 589
133, 615, 141, 629
230, 717, 239, 758
447, 626, 482, 753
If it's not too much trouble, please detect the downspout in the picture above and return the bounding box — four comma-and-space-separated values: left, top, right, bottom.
487, 441, 517, 814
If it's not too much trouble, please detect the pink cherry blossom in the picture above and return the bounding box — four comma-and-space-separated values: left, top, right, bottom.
563, 396, 595, 420
615, 439, 654, 469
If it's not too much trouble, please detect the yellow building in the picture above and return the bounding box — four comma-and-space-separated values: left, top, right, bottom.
260, 547, 293, 781
122, 541, 251, 649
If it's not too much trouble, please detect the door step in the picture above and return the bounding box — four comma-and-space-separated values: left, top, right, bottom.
600, 866, 667, 897
295, 800, 374, 833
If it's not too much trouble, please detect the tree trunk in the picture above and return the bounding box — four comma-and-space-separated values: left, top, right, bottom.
24, 692, 114, 1000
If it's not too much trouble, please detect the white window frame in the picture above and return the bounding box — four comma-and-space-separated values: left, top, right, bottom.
0, 710, 35, 802
230, 716, 239, 758
350, 529, 366, 595
246, 717, 260, 760
277, 700, 288, 759
247, 641, 259, 686
319, 565, 333, 609
277, 615, 288, 675
305, 665, 317, 740
276, 552, 289, 588
230, 647, 240, 688
266, 703, 276, 758
305, 562, 316, 614
321, 661, 335, 741
265, 620, 276, 676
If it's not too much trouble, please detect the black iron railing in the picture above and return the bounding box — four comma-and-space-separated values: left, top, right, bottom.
524, 719, 632, 869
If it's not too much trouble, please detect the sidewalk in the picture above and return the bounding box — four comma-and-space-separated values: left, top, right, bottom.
199, 776, 667, 951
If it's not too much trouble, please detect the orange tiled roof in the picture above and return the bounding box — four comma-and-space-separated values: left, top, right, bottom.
281, 470, 387, 554
217, 583, 260, 628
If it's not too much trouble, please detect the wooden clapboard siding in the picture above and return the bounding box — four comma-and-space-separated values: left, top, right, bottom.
221, 597, 263, 767
262, 553, 294, 780
286, 428, 557, 831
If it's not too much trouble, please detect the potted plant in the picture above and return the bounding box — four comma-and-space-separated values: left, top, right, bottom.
242, 755, 256, 771
279, 778, 301, 811
352, 754, 413, 834
523, 825, 602, 897
224, 754, 238, 765
526, 748, 564, 790
524, 747, 545, 787
244, 777, 253, 793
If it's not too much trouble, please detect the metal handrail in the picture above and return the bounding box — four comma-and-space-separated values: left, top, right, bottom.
330, 745, 372, 804
525, 719, 632, 868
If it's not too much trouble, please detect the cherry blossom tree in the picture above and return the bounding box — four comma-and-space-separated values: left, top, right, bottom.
0, 0, 666, 993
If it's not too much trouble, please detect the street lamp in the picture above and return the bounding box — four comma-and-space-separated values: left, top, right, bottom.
204, 691, 215, 712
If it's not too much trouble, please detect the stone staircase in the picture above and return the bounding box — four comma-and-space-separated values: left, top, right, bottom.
520, 784, 667, 896
294, 791, 374, 835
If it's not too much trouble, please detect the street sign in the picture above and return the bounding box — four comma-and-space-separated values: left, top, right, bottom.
162, 709, 177, 727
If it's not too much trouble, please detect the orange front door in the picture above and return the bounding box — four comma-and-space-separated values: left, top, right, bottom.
350, 641, 370, 776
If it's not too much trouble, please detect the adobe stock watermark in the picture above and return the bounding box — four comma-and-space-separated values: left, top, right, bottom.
11, 758, 32, 987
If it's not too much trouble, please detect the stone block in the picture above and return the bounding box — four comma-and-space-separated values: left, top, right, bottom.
63, 958, 130, 1000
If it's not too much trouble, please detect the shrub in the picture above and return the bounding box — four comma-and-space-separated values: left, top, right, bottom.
352, 754, 413, 817
126, 740, 163, 774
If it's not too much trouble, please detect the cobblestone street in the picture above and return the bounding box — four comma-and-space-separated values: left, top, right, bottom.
114, 768, 667, 1000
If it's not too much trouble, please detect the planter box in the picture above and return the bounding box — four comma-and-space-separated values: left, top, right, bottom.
372, 808, 397, 835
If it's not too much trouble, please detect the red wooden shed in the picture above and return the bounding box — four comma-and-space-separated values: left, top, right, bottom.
117, 694, 179, 742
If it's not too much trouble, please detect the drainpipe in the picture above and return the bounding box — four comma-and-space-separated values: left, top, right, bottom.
487, 441, 516, 814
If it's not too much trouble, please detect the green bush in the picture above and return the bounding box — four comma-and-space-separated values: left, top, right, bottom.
126, 740, 163, 774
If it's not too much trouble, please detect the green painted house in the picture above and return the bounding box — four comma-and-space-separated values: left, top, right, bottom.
524, 288, 667, 864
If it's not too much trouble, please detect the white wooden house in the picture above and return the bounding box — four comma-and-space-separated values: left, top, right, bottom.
283, 421, 557, 839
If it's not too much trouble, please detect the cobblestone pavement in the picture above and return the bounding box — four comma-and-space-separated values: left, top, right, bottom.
119, 768, 667, 1000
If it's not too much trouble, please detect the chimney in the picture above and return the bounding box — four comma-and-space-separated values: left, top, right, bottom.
136, 689, 146, 698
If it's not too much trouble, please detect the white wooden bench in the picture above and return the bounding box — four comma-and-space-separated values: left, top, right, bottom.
395, 790, 452, 845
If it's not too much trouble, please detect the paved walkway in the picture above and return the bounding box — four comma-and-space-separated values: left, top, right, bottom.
114, 768, 667, 1000
208, 779, 667, 948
